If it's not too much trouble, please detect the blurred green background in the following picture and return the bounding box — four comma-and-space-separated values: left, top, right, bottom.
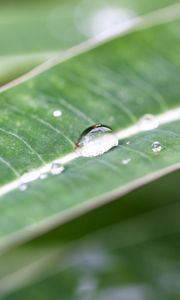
0, 0, 178, 85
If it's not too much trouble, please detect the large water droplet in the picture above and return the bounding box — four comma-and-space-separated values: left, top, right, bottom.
51, 163, 64, 175
152, 141, 162, 153
138, 114, 159, 131
76, 124, 118, 157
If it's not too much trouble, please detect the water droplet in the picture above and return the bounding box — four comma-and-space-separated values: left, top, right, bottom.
53, 110, 62, 117
152, 141, 162, 153
76, 124, 118, 157
126, 141, 130, 145
51, 163, 64, 175
138, 114, 159, 131
19, 183, 28, 191
39, 173, 48, 180
122, 158, 131, 165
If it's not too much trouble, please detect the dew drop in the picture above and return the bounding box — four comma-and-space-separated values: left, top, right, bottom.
122, 158, 131, 165
53, 110, 62, 117
138, 114, 159, 131
39, 173, 48, 180
126, 141, 130, 145
76, 124, 118, 157
51, 163, 64, 175
152, 141, 162, 153
19, 183, 28, 191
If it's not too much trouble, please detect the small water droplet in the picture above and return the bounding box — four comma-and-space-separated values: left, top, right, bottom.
138, 114, 159, 131
126, 141, 130, 145
53, 110, 62, 117
76, 124, 118, 157
122, 158, 131, 165
19, 183, 28, 191
152, 141, 162, 153
39, 173, 48, 180
51, 163, 64, 175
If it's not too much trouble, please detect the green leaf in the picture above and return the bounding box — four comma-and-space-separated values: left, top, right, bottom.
0, 0, 179, 85
0, 5, 179, 249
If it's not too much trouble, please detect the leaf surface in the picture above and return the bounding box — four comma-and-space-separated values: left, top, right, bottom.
0, 13, 179, 246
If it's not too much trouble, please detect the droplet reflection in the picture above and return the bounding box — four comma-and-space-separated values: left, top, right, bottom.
76, 124, 118, 157
122, 158, 131, 165
152, 141, 162, 153
138, 114, 159, 131
53, 110, 62, 117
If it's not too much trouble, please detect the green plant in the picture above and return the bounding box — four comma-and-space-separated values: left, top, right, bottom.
0, 1, 179, 299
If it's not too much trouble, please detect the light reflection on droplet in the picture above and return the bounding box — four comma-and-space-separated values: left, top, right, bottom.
151, 141, 162, 153
53, 110, 62, 117
122, 158, 131, 165
76, 124, 118, 157
138, 114, 159, 131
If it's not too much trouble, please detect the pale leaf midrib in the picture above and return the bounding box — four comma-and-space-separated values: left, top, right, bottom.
0, 107, 180, 199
